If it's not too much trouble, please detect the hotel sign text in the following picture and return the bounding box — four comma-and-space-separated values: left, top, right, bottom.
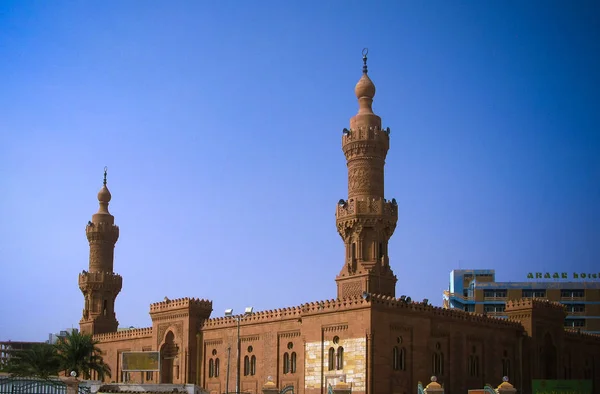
527, 272, 599, 280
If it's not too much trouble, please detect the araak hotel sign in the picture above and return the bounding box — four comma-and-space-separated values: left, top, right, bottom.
527, 272, 600, 280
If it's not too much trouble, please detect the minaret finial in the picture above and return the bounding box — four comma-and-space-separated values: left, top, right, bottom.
362, 48, 369, 74
103, 166, 108, 186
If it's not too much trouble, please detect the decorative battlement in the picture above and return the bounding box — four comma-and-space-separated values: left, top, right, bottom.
93, 327, 153, 342
505, 298, 567, 312
336, 197, 398, 220
78, 271, 123, 291
149, 297, 213, 314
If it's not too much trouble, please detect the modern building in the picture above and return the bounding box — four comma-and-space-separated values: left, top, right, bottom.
0, 328, 80, 370
47, 328, 79, 345
0, 342, 39, 371
443, 269, 600, 334
75, 52, 600, 394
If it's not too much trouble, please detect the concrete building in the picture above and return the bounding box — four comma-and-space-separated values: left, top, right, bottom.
77, 52, 600, 394
443, 269, 600, 334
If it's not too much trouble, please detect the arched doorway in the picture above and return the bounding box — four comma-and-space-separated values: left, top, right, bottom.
160, 331, 179, 383
541, 332, 557, 379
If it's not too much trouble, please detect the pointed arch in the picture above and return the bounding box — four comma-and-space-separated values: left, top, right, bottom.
291, 352, 297, 373
283, 352, 290, 374
328, 347, 335, 371
336, 347, 344, 370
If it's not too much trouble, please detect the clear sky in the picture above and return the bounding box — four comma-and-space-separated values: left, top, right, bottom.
1, 1, 599, 341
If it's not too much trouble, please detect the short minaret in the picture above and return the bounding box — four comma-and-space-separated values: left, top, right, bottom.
79, 168, 122, 335
335, 50, 398, 299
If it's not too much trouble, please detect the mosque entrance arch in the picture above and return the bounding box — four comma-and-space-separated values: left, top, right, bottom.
541, 332, 557, 379
160, 331, 179, 383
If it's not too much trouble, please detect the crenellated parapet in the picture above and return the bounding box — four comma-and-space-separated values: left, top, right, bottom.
368, 294, 524, 329
93, 327, 153, 342
336, 197, 398, 242
85, 222, 119, 241
149, 297, 213, 325
342, 126, 390, 160
564, 328, 600, 340
203, 306, 303, 329
336, 197, 398, 219
78, 271, 122, 292
150, 297, 212, 313
506, 298, 567, 313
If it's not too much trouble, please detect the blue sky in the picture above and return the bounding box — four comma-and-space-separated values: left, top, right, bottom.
1, 1, 598, 341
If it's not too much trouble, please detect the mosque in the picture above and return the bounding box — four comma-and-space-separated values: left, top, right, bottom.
78, 52, 600, 394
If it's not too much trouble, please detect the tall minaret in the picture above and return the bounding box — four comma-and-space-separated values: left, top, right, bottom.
79, 167, 122, 335
335, 50, 398, 299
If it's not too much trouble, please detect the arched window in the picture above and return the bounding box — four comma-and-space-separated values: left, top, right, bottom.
291, 352, 297, 373
250, 355, 256, 376
393, 347, 399, 370
328, 347, 335, 371
502, 358, 510, 377
215, 358, 220, 377
283, 352, 290, 374
244, 356, 250, 376
209, 359, 214, 378
400, 348, 406, 371
432, 352, 444, 375
103, 300, 108, 316
468, 355, 480, 377
336, 347, 344, 370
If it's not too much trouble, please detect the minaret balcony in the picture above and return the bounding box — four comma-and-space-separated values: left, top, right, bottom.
78, 271, 123, 292
336, 197, 398, 220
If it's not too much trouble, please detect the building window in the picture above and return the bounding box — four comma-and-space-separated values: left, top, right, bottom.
378, 243, 384, 259
465, 304, 475, 312
250, 355, 256, 376
209, 358, 214, 378
566, 304, 585, 313
287, 342, 294, 350
145, 371, 153, 381
283, 352, 290, 374
336, 347, 344, 370
564, 319, 586, 328
522, 289, 546, 298
243, 356, 250, 376
291, 352, 297, 373
561, 289, 584, 298
215, 358, 220, 377
483, 290, 507, 298
328, 347, 335, 371
484, 304, 505, 313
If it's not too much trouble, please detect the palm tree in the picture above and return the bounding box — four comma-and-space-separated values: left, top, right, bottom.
5, 343, 61, 379
54, 331, 111, 381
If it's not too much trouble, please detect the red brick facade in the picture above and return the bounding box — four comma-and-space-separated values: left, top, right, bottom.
80, 53, 600, 394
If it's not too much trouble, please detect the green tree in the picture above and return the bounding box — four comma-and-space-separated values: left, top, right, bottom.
5, 343, 61, 379
54, 331, 111, 380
